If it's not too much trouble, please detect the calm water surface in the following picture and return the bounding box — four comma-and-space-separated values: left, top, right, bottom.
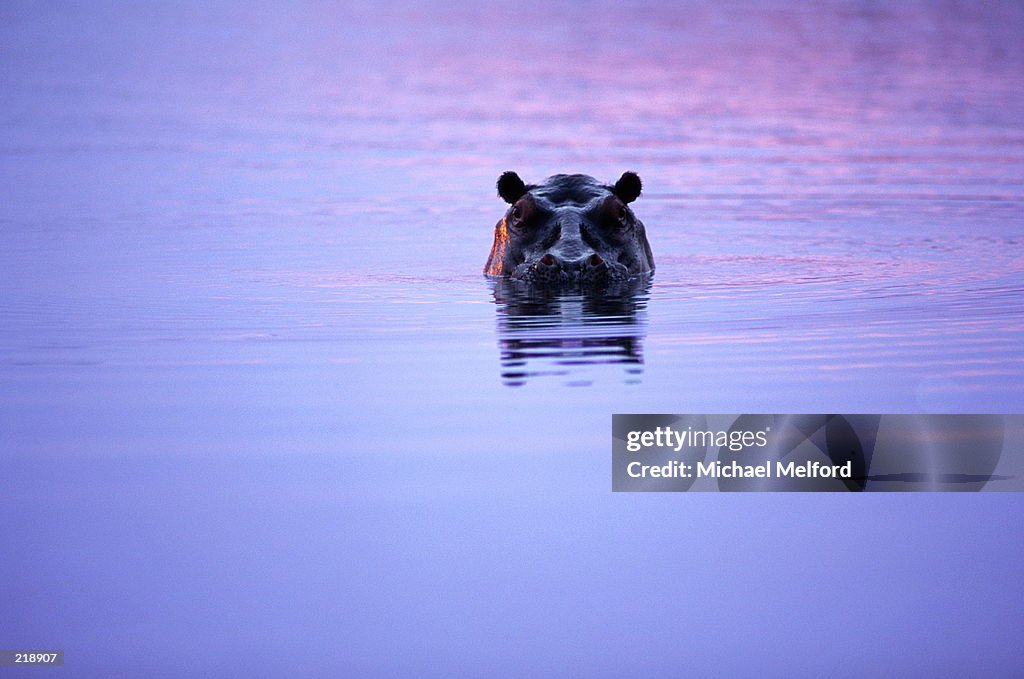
2, 2, 1023, 676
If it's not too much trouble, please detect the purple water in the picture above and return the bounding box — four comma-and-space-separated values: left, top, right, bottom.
2, 2, 1023, 676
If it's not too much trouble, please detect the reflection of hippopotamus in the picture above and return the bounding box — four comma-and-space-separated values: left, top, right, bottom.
484, 172, 654, 284
491, 276, 651, 387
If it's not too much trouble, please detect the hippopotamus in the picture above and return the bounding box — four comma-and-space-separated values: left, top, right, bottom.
484, 171, 654, 284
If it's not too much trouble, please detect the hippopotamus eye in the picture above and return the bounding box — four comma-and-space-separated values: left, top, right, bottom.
617, 205, 628, 221
510, 206, 522, 220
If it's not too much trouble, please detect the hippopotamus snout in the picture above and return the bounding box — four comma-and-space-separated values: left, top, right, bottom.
484, 171, 654, 286
530, 251, 615, 283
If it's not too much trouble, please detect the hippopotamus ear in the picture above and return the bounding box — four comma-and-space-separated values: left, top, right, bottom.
497, 171, 528, 204
613, 171, 642, 203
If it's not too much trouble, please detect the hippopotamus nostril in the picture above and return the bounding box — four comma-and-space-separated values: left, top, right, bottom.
540, 253, 556, 267
587, 254, 604, 268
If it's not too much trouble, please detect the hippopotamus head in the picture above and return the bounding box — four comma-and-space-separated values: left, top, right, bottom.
484, 172, 654, 284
